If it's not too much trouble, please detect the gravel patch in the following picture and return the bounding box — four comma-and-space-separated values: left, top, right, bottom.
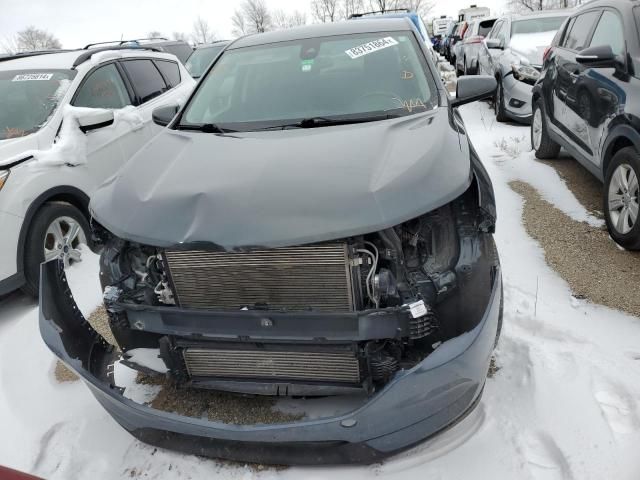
54, 361, 79, 383
536, 153, 604, 218
510, 180, 640, 317
147, 376, 304, 426
87, 305, 118, 347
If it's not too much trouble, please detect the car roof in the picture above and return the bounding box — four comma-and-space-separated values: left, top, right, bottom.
508, 9, 572, 21
0, 48, 180, 71
194, 41, 230, 50
229, 18, 415, 49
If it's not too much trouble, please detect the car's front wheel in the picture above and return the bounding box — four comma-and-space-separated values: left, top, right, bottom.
604, 148, 640, 250
22, 201, 90, 296
531, 99, 560, 159
494, 78, 508, 122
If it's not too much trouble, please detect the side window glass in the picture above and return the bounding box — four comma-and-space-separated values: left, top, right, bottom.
155, 60, 181, 89
73, 64, 131, 109
589, 11, 625, 56
563, 11, 600, 51
497, 22, 508, 45
121, 59, 167, 104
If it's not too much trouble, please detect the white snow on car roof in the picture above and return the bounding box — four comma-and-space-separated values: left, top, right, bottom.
0, 49, 178, 71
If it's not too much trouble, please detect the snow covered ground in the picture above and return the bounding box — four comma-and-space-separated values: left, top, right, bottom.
1, 102, 640, 479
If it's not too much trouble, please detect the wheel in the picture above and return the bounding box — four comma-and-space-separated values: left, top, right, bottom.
494, 78, 508, 122
603, 148, 640, 250
22, 201, 90, 297
531, 99, 561, 159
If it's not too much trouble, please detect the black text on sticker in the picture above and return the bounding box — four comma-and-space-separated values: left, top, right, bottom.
345, 37, 399, 59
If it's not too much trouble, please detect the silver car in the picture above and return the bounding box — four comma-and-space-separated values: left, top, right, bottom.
478, 11, 569, 123
455, 17, 496, 76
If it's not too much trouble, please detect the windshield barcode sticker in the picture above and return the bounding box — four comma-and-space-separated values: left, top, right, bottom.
345, 37, 398, 59
12, 73, 53, 82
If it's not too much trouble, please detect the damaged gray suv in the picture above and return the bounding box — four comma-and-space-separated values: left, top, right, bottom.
40, 19, 502, 465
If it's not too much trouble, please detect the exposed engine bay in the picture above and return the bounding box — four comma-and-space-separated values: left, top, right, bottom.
96, 183, 498, 397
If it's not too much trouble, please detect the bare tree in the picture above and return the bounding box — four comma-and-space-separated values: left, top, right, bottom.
507, 0, 578, 11
273, 9, 308, 29
311, 0, 339, 23
4, 26, 62, 53
172, 32, 188, 41
147, 31, 165, 39
368, 0, 432, 15
231, 9, 248, 36
340, 0, 365, 19
241, 0, 272, 33
192, 16, 216, 44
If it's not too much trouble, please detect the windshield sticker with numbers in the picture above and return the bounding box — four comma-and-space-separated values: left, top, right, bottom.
12, 73, 54, 81
345, 37, 398, 59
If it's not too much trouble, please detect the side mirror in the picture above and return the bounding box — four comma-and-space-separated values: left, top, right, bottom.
451, 75, 497, 108
77, 109, 114, 133
152, 104, 180, 127
485, 38, 504, 50
576, 45, 616, 66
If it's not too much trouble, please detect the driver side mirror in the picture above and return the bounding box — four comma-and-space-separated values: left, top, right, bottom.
485, 38, 504, 50
152, 104, 180, 127
451, 75, 497, 108
576, 45, 617, 67
77, 109, 114, 133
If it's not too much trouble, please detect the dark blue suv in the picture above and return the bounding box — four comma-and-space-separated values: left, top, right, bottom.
532, 0, 640, 249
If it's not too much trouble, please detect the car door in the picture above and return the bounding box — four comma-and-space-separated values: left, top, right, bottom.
580, 8, 629, 167
553, 10, 601, 151
478, 20, 499, 74
489, 20, 509, 77
71, 62, 132, 185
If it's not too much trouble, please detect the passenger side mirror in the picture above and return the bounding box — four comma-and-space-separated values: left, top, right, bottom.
485, 38, 504, 50
576, 45, 616, 66
77, 109, 114, 133
451, 75, 497, 108
152, 104, 180, 127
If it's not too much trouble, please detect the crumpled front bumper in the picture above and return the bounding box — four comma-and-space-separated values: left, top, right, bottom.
39, 260, 502, 465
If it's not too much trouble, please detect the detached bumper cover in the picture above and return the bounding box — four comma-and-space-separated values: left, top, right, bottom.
39, 260, 502, 465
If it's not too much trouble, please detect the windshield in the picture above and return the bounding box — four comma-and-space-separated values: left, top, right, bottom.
0, 69, 76, 141
512, 16, 566, 36
185, 45, 226, 78
180, 32, 437, 132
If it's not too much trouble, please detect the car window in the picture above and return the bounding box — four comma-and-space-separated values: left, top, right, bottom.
155, 60, 181, 88
121, 59, 167, 104
478, 19, 496, 37
73, 64, 131, 109
589, 10, 625, 57
0, 69, 76, 140
562, 11, 600, 51
185, 45, 225, 78
496, 21, 508, 45
181, 32, 437, 132
488, 20, 502, 39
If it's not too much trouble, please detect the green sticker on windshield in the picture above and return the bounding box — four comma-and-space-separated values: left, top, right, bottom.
301, 59, 314, 72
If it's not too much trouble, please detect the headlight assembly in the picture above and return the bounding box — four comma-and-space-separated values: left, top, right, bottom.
511, 64, 540, 84
0, 170, 9, 191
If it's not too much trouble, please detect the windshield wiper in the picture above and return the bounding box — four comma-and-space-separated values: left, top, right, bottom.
176, 123, 234, 133
256, 114, 401, 131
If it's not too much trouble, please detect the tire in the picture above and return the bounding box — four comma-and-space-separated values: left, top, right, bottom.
531, 99, 561, 159
22, 201, 91, 297
494, 78, 508, 122
603, 148, 640, 250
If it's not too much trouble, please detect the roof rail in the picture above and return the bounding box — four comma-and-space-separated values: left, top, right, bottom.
349, 8, 411, 18
73, 45, 163, 68
83, 37, 169, 49
0, 49, 73, 64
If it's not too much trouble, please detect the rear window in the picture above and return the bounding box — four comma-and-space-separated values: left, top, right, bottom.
159, 43, 193, 64
121, 59, 167, 103
155, 60, 181, 88
562, 11, 600, 51
512, 16, 567, 36
478, 19, 496, 37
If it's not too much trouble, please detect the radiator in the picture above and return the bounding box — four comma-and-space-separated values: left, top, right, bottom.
183, 347, 361, 384
164, 243, 357, 312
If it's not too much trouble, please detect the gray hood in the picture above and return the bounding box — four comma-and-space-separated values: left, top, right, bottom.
91, 108, 471, 249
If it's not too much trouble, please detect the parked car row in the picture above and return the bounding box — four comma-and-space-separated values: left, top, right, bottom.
33, 17, 504, 465
454, 0, 639, 249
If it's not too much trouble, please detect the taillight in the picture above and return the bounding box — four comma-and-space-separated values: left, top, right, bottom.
543, 46, 552, 62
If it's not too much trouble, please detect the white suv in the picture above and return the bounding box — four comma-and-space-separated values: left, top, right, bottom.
0, 47, 195, 296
